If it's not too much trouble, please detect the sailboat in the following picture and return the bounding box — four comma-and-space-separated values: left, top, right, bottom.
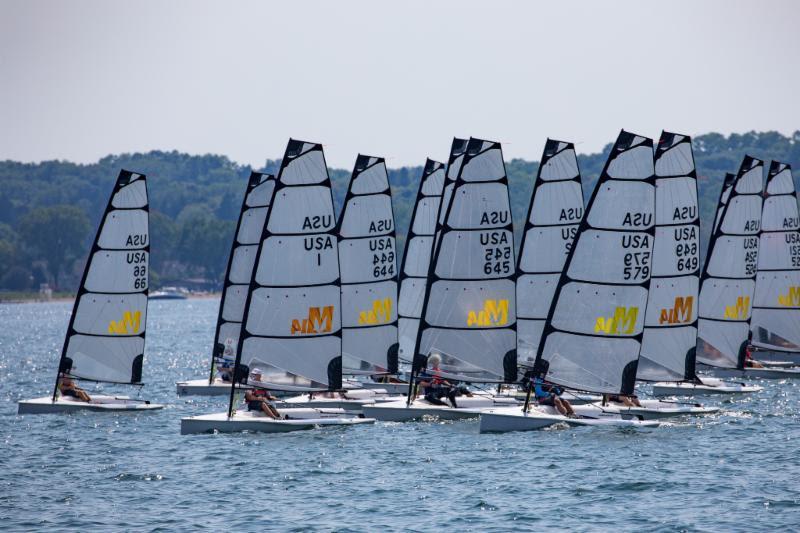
479, 130, 663, 432
181, 140, 375, 433
749, 162, 800, 365
19, 170, 164, 414
697, 156, 800, 379
364, 137, 530, 421
176, 171, 275, 396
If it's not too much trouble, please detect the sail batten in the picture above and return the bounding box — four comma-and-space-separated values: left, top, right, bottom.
209, 172, 275, 383
696, 156, 764, 369
751, 162, 800, 352
412, 137, 517, 383
338, 155, 399, 374
230, 140, 341, 409
55, 170, 150, 386
637, 132, 700, 382
534, 130, 656, 395
516, 139, 584, 368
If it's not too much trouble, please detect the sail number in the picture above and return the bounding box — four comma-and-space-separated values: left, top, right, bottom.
481, 231, 511, 276
370, 237, 395, 279
127, 251, 147, 290
674, 226, 698, 272
743, 236, 758, 276
621, 234, 650, 281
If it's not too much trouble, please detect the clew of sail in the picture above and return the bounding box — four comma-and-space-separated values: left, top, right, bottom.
534, 130, 655, 395
413, 137, 517, 383
56, 170, 149, 385
637, 132, 700, 382
516, 139, 583, 368
696, 156, 763, 368
338, 155, 399, 374
231, 140, 342, 405
397, 159, 445, 364
751, 162, 800, 352
208, 172, 275, 383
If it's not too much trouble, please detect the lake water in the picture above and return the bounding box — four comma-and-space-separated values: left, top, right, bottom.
2, 299, 800, 531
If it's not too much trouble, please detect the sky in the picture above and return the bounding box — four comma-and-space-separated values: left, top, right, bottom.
2, 0, 799, 169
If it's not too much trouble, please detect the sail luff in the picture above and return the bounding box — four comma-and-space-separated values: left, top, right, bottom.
54, 169, 150, 392
696, 155, 764, 369
534, 130, 656, 395
207, 172, 275, 383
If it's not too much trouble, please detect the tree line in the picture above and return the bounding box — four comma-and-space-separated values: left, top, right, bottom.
1, 130, 798, 292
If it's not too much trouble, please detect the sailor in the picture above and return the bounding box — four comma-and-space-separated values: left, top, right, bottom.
531, 373, 575, 418
244, 388, 281, 419
605, 394, 642, 407
58, 374, 91, 402
416, 353, 472, 408
743, 344, 764, 368
217, 360, 235, 382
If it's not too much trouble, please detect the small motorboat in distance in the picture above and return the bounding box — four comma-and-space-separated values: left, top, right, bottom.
149, 287, 188, 300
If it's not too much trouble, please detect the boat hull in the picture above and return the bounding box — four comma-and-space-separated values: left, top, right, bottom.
353, 381, 409, 395
362, 396, 520, 422
478, 406, 660, 433
581, 400, 719, 420
176, 378, 251, 397
18, 395, 164, 414
651, 379, 762, 396
180, 408, 374, 435
700, 366, 800, 379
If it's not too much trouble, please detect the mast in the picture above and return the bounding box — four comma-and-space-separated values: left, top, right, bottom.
534, 130, 656, 395
397, 159, 445, 365
696, 156, 764, 369
208, 172, 275, 383
409, 137, 517, 393
637, 132, 701, 382
750, 162, 800, 352
52, 169, 150, 401
516, 139, 584, 367
338, 155, 399, 375
227, 140, 341, 416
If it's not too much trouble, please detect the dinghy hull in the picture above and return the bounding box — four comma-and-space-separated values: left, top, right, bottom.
651, 380, 762, 396
362, 397, 520, 422
180, 408, 374, 435
18, 395, 164, 414
700, 366, 800, 379
581, 400, 719, 420
176, 378, 250, 397
478, 406, 660, 433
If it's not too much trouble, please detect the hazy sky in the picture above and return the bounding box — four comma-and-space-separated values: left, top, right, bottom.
2, 0, 799, 168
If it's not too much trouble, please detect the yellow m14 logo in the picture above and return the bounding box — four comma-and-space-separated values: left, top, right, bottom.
467, 299, 509, 327
108, 311, 141, 335
291, 306, 334, 335
359, 298, 392, 325
659, 296, 694, 325
778, 287, 800, 307
595, 307, 639, 335
723, 296, 750, 319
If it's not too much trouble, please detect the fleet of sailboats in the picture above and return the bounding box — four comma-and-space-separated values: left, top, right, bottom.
17, 132, 800, 434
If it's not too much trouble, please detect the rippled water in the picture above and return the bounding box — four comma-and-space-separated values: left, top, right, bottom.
2, 300, 800, 531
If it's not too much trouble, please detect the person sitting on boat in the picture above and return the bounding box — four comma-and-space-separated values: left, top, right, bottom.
217, 360, 235, 382
531, 374, 575, 418
743, 345, 764, 368
605, 394, 642, 407
417, 353, 473, 408
58, 374, 91, 402
244, 388, 281, 419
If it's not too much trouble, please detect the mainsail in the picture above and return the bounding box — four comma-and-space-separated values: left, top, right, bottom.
751, 162, 800, 352
713, 173, 736, 234
208, 172, 275, 382
338, 155, 398, 374
637, 132, 700, 382
397, 159, 445, 363
435, 138, 469, 252
696, 156, 763, 368
516, 139, 583, 367
230, 140, 341, 410
54, 169, 149, 387
534, 130, 655, 395
412, 137, 517, 382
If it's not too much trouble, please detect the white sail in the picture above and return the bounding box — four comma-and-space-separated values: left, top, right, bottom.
397, 159, 445, 363
713, 173, 736, 234
751, 162, 800, 352
413, 137, 517, 382
534, 130, 655, 395
637, 132, 700, 382
209, 172, 275, 380
697, 156, 763, 368
57, 170, 149, 384
338, 155, 399, 374
233, 140, 342, 393
516, 139, 583, 367
434, 138, 469, 253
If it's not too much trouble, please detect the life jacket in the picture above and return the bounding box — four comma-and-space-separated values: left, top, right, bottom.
251, 389, 269, 398
430, 368, 444, 385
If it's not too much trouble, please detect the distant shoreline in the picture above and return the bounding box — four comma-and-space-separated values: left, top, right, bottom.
0, 292, 221, 304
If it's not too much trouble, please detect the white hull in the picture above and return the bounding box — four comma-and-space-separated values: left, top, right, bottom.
651, 378, 762, 396
752, 351, 800, 365
700, 366, 800, 379
276, 391, 403, 411
581, 399, 719, 420
181, 408, 374, 434
362, 396, 520, 422
18, 395, 164, 414
352, 381, 409, 395
176, 378, 251, 397
478, 405, 660, 433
